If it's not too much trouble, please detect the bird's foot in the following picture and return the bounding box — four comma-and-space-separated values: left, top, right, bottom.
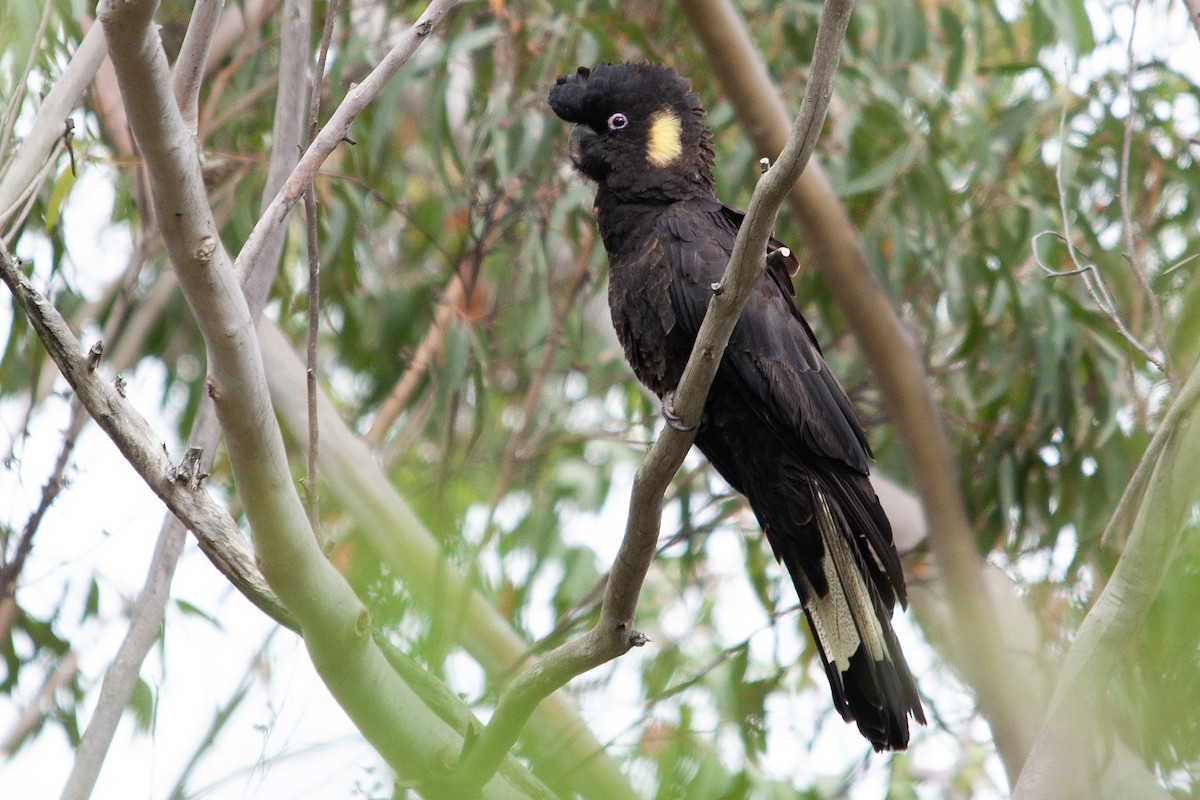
661, 391, 695, 432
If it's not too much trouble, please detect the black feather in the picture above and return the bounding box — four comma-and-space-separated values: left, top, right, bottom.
548, 66, 591, 122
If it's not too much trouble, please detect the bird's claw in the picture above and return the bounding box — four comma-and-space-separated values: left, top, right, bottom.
661, 392, 695, 432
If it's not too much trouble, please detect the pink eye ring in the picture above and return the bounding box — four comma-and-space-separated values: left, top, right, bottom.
607, 113, 628, 131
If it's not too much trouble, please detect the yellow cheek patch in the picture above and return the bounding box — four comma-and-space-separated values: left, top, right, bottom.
646, 110, 683, 167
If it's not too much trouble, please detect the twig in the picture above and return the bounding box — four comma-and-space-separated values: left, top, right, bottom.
300, 0, 340, 530
1, 139, 63, 246
233, 0, 456, 280
172, 0, 224, 132
1117, 0, 1174, 386
163, 633, 275, 800
174, 0, 225, 133
364, 272, 468, 445
442, 0, 857, 793
60, 515, 190, 800
63, 119, 76, 176
0, 0, 54, 158
243, 0, 311, 312
434, 253, 591, 669
0, 24, 106, 226
2, 651, 78, 754
491, 250, 591, 508
1037, 102, 1167, 375
195, 23, 262, 138
210, 0, 283, 68
367, 191, 504, 450
0, 417, 76, 601
302, 182, 322, 527
0, 245, 295, 628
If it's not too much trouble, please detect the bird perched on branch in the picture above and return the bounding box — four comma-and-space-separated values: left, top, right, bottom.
548, 62, 925, 750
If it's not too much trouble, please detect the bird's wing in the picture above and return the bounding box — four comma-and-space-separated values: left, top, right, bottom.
660, 201, 873, 474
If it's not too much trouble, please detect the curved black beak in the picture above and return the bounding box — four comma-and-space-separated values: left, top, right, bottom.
567, 124, 594, 171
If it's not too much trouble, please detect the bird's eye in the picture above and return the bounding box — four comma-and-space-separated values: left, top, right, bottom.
607, 113, 628, 131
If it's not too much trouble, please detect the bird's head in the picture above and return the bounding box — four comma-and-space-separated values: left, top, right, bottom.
548, 62, 716, 202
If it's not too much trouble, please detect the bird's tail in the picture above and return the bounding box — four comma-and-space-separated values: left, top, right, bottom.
778, 480, 925, 750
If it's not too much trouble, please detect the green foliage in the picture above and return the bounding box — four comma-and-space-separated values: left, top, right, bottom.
2, 0, 1198, 795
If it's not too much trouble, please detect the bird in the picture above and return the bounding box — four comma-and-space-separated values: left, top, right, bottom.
548, 62, 925, 750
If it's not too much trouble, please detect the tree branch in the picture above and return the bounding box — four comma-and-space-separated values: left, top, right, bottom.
300, 0, 339, 528
171, 0, 224, 132
60, 516, 189, 800
210, 0, 283, 68
0, 246, 294, 629
1116, 0, 1173, 385
89, 0, 559, 793
1012, 351, 1200, 800
62, 0, 321, 785
2, 651, 78, 754
1033, 104, 1167, 376
233, 0, 456, 279
364, 271, 468, 445
257, 318, 642, 800
1184, 0, 1200, 42
0, 409, 75, 601
442, 0, 856, 793
0, 0, 54, 160
0, 24, 107, 226
680, 0, 1037, 783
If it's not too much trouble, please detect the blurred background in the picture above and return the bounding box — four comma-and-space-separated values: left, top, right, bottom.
2, 0, 1198, 796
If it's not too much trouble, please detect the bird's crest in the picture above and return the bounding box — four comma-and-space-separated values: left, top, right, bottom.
549, 62, 715, 200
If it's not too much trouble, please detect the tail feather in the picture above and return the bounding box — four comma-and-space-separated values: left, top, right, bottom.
767, 479, 924, 751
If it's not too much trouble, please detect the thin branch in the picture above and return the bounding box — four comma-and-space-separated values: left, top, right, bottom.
1012, 339, 1200, 799
93, 0, 547, 792
303, 182, 322, 527
364, 272, 468, 445
0, 24, 107, 226
244, 0, 311, 311
443, 0, 856, 793
493, 259, 590, 506
1, 139, 63, 246
1184, 0, 1200, 42
300, 0, 339, 529
257, 318, 642, 800
0, 247, 294, 627
171, 0, 224, 132
0, 418, 75, 600
210, 0, 283, 68
1117, 0, 1173, 385
195, 24, 264, 138
1039, 101, 1167, 374
435, 253, 591, 670
60, 516, 190, 800
0, 0, 54, 158
2, 652, 78, 755
164, 633, 274, 800
680, 0, 1038, 780
233, 0, 456, 280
